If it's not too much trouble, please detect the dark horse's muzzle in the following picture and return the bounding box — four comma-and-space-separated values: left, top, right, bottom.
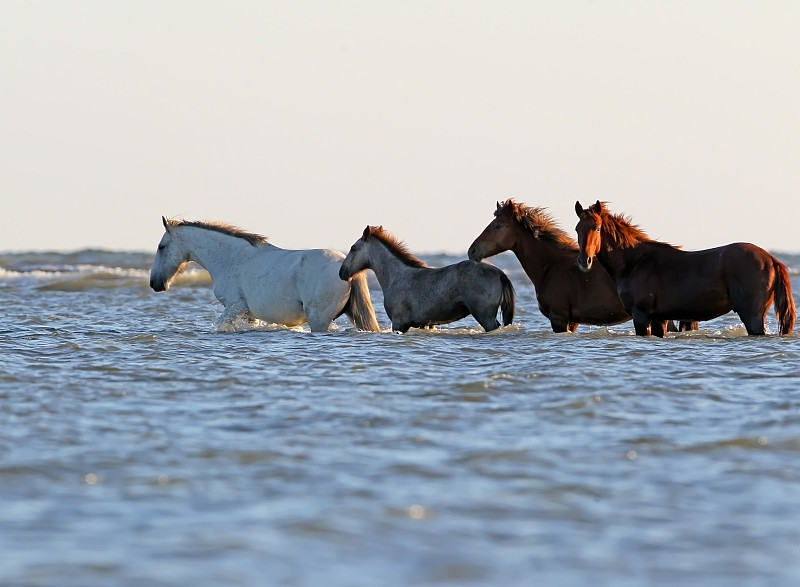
467, 244, 483, 262
576, 254, 594, 272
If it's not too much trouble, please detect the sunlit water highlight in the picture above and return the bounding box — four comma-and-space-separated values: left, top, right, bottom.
1, 250, 799, 586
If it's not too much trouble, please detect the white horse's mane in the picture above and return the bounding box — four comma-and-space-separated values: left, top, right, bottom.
168, 218, 268, 247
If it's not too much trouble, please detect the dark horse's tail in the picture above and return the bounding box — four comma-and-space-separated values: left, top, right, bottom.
773, 257, 796, 335
499, 272, 515, 326
344, 271, 381, 332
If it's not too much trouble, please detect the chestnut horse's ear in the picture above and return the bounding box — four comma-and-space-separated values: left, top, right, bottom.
575, 201, 584, 217
590, 200, 603, 214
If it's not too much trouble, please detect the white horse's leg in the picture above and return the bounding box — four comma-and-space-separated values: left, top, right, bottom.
304, 293, 347, 332
216, 298, 251, 328
297, 258, 352, 332
305, 311, 333, 333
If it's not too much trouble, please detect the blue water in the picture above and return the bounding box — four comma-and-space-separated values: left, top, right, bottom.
1, 250, 799, 586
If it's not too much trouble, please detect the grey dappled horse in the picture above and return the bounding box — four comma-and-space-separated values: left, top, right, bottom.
339, 225, 515, 333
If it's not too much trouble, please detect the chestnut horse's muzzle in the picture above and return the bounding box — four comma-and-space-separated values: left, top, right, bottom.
577, 254, 594, 272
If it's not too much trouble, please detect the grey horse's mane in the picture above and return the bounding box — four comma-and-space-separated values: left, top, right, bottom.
497, 199, 577, 251
167, 218, 268, 247
367, 226, 427, 268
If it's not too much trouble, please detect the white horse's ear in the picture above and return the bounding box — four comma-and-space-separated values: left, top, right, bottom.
162, 216, 170, 231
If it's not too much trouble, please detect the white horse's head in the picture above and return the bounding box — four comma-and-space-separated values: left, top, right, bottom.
149, 216, 190, 292
339, 225, 375, 281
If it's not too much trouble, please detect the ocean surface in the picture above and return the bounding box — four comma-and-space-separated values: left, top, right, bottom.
1, 248, 799, 587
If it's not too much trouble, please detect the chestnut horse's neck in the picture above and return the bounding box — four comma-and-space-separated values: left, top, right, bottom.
596, 211, 672, 279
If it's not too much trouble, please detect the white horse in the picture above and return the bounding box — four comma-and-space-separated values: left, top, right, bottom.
149, 217, 380, 332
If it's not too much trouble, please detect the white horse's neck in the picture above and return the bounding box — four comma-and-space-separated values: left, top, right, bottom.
177, 225, 266, 278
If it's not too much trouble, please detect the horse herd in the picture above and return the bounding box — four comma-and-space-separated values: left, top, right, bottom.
149, 200, 796, 337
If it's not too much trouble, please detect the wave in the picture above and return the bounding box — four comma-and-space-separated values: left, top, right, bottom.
0, 250, 211, 292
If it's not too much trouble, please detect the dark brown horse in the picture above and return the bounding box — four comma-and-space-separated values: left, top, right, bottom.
468, 199, 696, 333
574, 200, 796, 336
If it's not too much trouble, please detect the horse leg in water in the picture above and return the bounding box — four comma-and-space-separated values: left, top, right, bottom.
650, 320, 670, 338
548, 317, 578, 333
547, 313, 570, 333
304, 303, 338, 333
216, 298, 250, 326
469, 301, 502, 332
738, 308, 768, 336
631, 308, 653, 337
473, 312, 501, 332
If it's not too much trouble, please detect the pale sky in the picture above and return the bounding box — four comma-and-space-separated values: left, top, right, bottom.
1, 1, 798, 255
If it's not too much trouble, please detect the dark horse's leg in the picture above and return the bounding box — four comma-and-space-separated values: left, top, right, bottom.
474, 313, 501, 332
739, 311, 767, 335
650, 320, 669, 338
632, 309, 652, 336
666, 320, 699, 332
548, 316, 570, 333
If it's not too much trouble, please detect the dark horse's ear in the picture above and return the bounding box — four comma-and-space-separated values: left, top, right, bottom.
575, 201, 584, 217
362, 225, 373, 240
496, 201, 502, 210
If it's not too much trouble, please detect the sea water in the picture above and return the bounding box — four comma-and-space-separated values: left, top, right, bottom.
1, 249, 799, 586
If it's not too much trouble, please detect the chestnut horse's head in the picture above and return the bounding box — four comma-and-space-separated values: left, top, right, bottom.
468, 200, 519, 261
574, 200, 604, 272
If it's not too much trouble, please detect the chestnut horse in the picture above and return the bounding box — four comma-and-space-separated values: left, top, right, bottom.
575, 201, 796, 336
468, 200, 696, 334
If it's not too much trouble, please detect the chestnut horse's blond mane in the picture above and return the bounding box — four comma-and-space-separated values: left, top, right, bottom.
167, 218, 268, 247
366, 226, 427, 268
587, 204, 676, 250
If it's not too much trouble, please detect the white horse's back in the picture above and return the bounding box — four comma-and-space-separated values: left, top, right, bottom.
239, 246, 351, 330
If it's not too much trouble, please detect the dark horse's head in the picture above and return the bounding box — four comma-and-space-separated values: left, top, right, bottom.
574, 200, 604, 272
468, 200, 519, 261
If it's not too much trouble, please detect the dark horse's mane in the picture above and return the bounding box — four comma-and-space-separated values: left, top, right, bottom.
590, 205, 678, 250
498, 199, 578, 251
168, 218, 268, 247
367, 226, 428, 268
